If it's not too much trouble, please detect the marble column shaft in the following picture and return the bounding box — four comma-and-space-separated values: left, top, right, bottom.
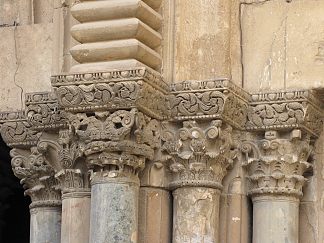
61, 191, 91, 243
89, 174, 140, 243
30, 206, 62, 243
172, 187, 221, 243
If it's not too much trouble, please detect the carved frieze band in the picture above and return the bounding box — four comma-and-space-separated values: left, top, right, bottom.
51, 67, 169, 120
169, 79, 251, 130
247, 90, 323, 137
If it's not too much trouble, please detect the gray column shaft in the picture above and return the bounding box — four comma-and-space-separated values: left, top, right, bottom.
89, 176, 139, 243
30, 206, 61, 243
252, 196, 299, 243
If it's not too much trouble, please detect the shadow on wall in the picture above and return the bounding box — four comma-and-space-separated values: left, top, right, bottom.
0, 139, 30, 243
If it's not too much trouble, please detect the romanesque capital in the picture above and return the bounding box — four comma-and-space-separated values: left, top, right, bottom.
242, 129, 314, 199
162, 120, 237, 190
10, 147, 61, 208
66, 108, 161, 183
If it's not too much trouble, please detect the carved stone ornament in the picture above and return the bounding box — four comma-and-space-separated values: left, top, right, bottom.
51, 67, 169, 120
162, 120, 237, 190
36, 130, 89, 193
0, 111, 41, 148
10, 148, 61, 208
169, 79, 250, 129
25, 91, 68, 130
66, 108, 161, 182
241, 130, 314, 199
247, 90, 323, 137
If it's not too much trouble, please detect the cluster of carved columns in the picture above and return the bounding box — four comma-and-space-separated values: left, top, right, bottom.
0, 1, 324, 243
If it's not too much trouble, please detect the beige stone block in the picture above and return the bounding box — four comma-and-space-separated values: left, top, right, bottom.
0, 24, 53, 111
70, 39, 161, 69
71, 18, 161, 49
33, 0, 54, 24
71, 0, 162, 30
174, 0, 231, 82
138, 188, 171, 243
242, 0, 324, 92
0, 0, 33, 25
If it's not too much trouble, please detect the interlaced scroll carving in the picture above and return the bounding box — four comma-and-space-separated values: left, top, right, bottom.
67, 109, 161, 182
162, 120, 237, 190
241, 130, 314, 198
0, 111, 41, 148
10, 148, 61, 208
25, 92, 68, 130
169, 79, 250, 129
51, 68, 169, 119
246, 91, 323, 137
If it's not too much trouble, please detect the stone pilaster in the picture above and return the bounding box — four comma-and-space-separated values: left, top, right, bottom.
163, 80, 249, 243
242, 90, 323, 243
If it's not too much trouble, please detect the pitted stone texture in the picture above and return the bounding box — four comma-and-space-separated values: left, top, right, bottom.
89, 178, 139, 243
138, 187, 171, 243
30, 207, 62, 243
173, 187, 220, 243
242, 0, 324, 92
173, 0, 231, 81
61, 193, 91, 243
252, 196, 299, 243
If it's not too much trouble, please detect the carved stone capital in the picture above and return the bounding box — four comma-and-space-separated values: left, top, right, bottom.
51, 67, 169, 120
66, 109, 161, 182
162, 120, 237, 190
241, 129, 313, 199
10, 148, 61, 208
246, 90, 323, 137
169, 79, 250, 129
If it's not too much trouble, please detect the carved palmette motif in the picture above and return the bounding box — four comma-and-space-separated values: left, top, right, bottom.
162, 120, 237, 190
10, 148, 61, 207
241, 130, 313, 198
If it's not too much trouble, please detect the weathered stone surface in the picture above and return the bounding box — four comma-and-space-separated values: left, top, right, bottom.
30, 207, 62, 243
253, 196, 299, 243
242, 0, 324, 92
61, 192, 91, 243
173, 187, 220, 243
138, 188, 171, 243
0, 24, 53, 111
89, 177, 139, 243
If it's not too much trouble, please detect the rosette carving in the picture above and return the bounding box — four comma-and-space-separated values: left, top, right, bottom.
241, 130, 314, 198
162, 120, 237, 190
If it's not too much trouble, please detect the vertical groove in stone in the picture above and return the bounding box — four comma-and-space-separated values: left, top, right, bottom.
138, 187, 172, 243
69, 0, 162, 72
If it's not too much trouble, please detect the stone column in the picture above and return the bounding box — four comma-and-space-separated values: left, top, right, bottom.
162, 120, 237, 243
64, 109, 160, 243
10, 148, 62, 243
36, 129, 91, 243
242, 130, 314, 243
